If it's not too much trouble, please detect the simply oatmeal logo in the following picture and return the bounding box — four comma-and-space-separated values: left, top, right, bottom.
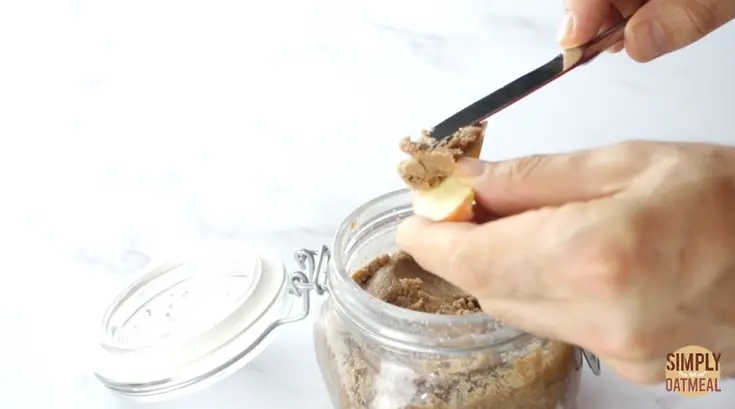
665, 345, 722, 396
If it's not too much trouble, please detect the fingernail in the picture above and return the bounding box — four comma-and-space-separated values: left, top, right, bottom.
556, 13, 574, 44
633, 20, 668, 59
454, 158, 486, 182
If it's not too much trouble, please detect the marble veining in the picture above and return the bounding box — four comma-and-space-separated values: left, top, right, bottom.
0, 1, 734, 408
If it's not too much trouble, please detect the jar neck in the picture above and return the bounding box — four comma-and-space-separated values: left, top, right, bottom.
329, 189, 525, 353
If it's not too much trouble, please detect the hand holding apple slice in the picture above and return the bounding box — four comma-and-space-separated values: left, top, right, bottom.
412, 176, 475, 222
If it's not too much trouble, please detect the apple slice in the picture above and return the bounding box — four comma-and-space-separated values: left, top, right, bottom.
412, 176, 475, 222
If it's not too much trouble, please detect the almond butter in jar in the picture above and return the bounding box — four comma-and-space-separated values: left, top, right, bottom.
314, 188, 600, 409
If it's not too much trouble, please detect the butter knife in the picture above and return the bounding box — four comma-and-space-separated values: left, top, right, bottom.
430, 18, 629, 141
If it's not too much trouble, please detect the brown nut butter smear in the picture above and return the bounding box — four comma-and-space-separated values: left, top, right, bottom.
397, 125, 484, 191
315, 251, 580, 409
352, 251, 481, 315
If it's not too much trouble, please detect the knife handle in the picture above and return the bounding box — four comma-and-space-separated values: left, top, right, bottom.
563, 17, 630, 70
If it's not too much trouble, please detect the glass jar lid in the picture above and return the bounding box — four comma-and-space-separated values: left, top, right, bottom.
93, 246, 330, 402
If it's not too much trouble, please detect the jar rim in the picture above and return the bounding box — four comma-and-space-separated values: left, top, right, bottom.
331, 188, 520, 330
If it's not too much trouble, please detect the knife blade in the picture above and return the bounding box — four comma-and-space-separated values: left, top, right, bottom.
429, 17, 629, 141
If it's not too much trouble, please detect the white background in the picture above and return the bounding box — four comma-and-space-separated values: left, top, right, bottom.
0, 1, 733, 408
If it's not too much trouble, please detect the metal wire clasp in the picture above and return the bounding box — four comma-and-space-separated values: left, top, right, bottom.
290, 245, 330, 297
583, 349, 602, 375
227, 246, 331, 361
272, 245, 330, 327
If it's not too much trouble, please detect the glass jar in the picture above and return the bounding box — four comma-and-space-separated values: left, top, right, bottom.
93, 188, 599, 407
314, 189, 585, 409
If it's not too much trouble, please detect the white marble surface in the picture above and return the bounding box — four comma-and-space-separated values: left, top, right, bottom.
1, 1, 734, 408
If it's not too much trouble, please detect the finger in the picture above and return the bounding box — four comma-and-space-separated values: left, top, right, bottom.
612, 0, 647, 18
479, 299, 577, 343
397, 207, 574, 301
626, 0, 735, 62
558, 0, 615, 48
602, 357, 665, 384
471, 202, 498, 224
602, 0, 647, 32
601, 2, 625, 32
454, 141, 650, 216
608, 41, 626, 53
598, 4, 625, 51
560, 0, 643, 53
396, 215, 477, 284
466, 296, 617, 351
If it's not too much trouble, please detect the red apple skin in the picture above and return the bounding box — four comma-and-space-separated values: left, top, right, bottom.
412, 192, 474, 222
440, 193, 474, 222
411, 177, 475, 222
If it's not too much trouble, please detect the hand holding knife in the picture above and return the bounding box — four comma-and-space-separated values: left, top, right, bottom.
429, 18, 629, 142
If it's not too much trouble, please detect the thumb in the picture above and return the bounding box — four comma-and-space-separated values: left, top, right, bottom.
626, 0, 735, 62
454, 143, 645, 215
